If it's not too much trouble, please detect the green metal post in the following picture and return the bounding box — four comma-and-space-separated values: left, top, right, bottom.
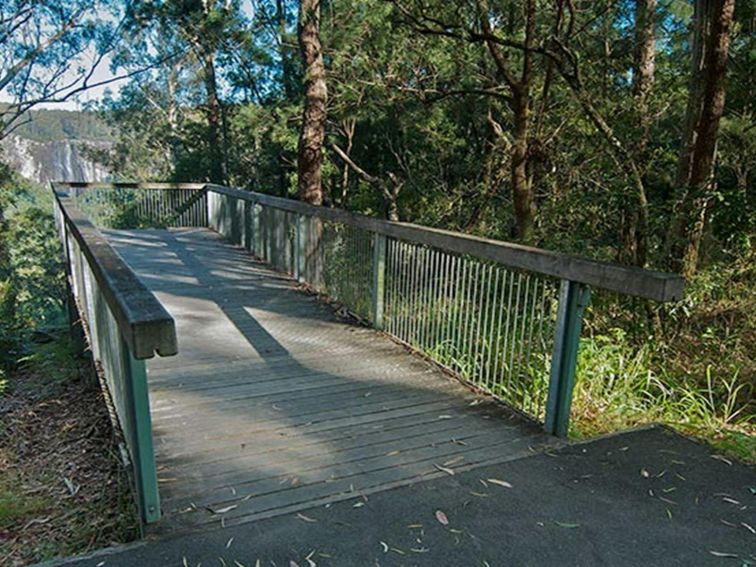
243, 201, 252, 251
295, 214, 306, 282
544, 279, 590, 437
251, 203, 261, 257
372, 233, 387, 329
122, 337, 161, 524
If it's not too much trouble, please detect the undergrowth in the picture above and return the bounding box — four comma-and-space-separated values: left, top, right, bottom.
572, 252, 755, 464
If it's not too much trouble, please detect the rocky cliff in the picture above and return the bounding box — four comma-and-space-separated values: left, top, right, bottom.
1, 135, 110, 184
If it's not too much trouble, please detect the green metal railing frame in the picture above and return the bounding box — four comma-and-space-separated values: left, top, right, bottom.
53, 182, 685, 443
205, 185, 685, 437
52, 182, 184, 525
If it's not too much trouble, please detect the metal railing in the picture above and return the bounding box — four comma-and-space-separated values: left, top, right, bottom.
55, 181, 684, 447
67, 182, 208, 229
51, 182, 182, 524
207, 185, 684, 435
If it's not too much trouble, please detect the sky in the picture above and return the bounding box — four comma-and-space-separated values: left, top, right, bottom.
0, 0, 257, 113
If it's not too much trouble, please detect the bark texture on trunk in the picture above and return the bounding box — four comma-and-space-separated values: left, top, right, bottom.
203, 50, 226, 184
668, 0, 735, 277
511, 89, 534, 241
297, 0, 327, 206
634, 0, 656, 150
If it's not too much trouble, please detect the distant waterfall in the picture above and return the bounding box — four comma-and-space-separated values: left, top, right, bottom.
0, 135, 110, 184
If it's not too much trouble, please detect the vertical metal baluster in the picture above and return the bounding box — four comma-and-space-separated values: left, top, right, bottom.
409, 244, 422, 347
464, 262, 481, 378
523, 277, 542, 414
513, 274, 533, 406
483, 266, 501, 390
450, 256, 460, 370
418, 248, 433, 351
443, 254, 457, 359
533, 279, 552, 418
506, 272, 523, 396
430, 249, 444, 352
491, 269, 508, 395
397, 242, 408, 342
472, 263, 490, 386
386, 239, 397, 335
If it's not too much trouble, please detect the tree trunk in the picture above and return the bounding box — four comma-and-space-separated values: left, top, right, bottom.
202, 50, 225, 184
618, 0, 656, 265
511, 89, 534, 241
634, 0, 656, 152
668, 0, 735, 277
297, 0, 327, 206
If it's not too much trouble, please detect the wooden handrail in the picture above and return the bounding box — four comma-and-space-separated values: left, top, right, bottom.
52, 182, 178, 359
206, 185, 684, 302
62, 181, 208, 190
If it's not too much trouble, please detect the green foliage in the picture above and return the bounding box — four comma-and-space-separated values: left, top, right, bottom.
0, 171, 66, 370
0, 481, 47, 529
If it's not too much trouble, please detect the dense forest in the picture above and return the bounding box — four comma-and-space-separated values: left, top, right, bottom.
1, 0, 754, 459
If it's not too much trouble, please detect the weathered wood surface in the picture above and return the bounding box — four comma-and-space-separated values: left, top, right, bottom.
104, 227, 557, 534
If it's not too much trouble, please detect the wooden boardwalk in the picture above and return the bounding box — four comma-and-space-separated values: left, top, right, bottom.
104, 228, 556, 534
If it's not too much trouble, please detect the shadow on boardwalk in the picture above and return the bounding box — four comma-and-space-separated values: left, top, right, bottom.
103, 228, 556, 535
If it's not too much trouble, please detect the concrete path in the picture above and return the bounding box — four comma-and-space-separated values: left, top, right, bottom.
48, 427, 755, 566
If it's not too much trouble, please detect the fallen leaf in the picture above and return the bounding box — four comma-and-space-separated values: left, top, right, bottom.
211, 505, 237, 515
710, 455, 733, 466
486, 478, 513, 489
226, 537, 234, 549
390, 547, 405, 555
437, 415, 453, 420
353, 501, 365, 508
742, 522, 755, 534
434, 464, 455, 476
435, 510, 449, 525
297, 513, 317, 523
380, 541, 389, 553
708, 551, 738, 558
554, 522, 580, 529
640, 468, 650, 478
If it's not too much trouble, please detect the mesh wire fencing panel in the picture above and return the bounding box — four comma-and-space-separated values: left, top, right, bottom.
74, 188, 208, 229
315, 220, 373, 321
206, 189, 563, 421
384, 239, 559, 421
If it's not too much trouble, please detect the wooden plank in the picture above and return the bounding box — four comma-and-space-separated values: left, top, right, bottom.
159, 400, 517, 469
156, 401, 517, 465
163, 433, 546, 523
159, 413, 529, 491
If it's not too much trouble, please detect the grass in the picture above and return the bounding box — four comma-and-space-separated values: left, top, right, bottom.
571, 328, 755, 464
0, 478, 48, 530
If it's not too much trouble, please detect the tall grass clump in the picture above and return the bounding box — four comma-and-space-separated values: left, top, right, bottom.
571, 251, 755, 463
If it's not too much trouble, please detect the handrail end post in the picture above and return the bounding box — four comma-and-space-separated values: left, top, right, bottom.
123, 337, 161, 524
544, 279, 590, 437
